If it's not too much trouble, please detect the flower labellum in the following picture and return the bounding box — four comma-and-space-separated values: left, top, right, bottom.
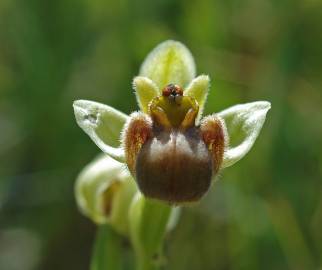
73, 40, 271, 205
123, 84, 226, 203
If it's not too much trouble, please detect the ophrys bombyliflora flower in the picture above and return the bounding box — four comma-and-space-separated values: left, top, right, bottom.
73, 40, 271, 204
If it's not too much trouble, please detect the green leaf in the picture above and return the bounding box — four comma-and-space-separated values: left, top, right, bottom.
140, 40, 196, 89
218, 101, 271, 168
73, 100, 127, 162
184, 75, 210, 123
133, 76, 160, 113
90, 225, 123, 270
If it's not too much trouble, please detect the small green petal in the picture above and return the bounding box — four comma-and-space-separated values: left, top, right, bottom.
133, 76, 160, 113
184, 75, 210, 123
73, 100, 127, 162
218, 101, 271, 168
140, 40, 196, 89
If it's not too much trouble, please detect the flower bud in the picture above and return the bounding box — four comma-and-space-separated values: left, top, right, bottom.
75, 154, 136, 235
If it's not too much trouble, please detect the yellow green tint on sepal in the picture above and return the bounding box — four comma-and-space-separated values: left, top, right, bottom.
133, 76, 160, 113
184, 75, 210, 123
140, 40, 196, 89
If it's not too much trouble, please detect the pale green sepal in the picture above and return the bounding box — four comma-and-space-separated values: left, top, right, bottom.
73, 100, 127, 162
75, 154, 136, 236
133, 76, 160, 113
140, 40, 196, 89
218, 101, 271, 168
184, 74, 210, 123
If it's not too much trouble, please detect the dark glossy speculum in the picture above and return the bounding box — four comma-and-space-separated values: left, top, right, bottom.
135, 127, 213, 203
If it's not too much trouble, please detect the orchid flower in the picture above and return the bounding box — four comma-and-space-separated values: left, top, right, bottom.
73, 40, 270, 270
73, 40, 271, 205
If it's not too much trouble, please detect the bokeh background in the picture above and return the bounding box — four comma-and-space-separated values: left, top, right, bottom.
1, 0, 322, 269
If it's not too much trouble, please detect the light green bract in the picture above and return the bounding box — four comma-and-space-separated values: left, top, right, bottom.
73, 40, 271, 270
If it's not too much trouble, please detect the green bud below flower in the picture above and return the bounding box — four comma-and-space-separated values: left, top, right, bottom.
75, 154, 136, 235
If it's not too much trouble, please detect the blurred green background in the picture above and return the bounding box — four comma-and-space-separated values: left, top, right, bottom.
0, 0, 322, 269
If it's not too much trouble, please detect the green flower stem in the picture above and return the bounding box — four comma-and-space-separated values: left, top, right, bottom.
130, 195, 172, 270
90, 225, 123, 270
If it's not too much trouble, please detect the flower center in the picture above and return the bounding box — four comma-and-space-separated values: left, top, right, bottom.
148, 84, 199, 129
